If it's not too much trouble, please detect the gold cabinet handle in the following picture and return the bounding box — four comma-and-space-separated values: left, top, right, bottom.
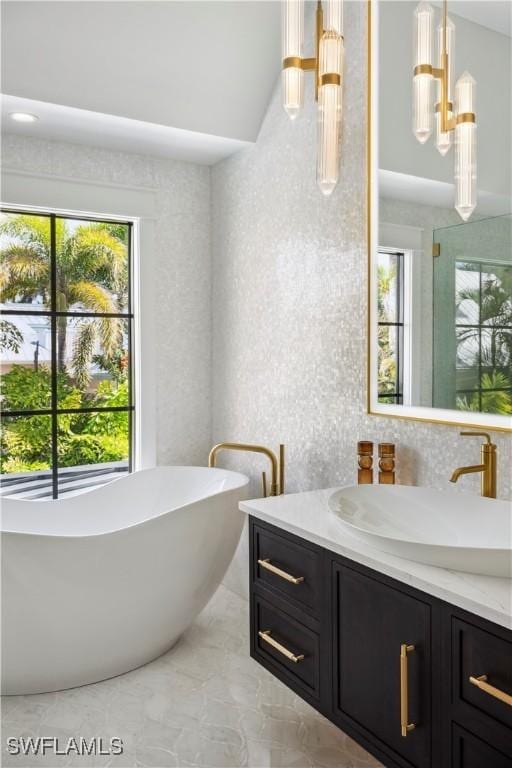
400, 644, 416, 737
258, 630, 305, 663
469, 675, 512, 707
257, 558, 304, 585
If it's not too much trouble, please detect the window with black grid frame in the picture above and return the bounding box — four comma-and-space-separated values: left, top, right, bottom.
454, 260, 512, 415
0, 209, 134, 500
377, 248, 405, 405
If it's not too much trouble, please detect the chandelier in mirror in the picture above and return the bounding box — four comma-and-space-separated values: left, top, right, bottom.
413, 0, 477, 220
282, 0, 344, 196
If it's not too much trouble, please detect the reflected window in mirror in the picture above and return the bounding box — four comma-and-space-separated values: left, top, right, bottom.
431, 215, 512, 418
453, 260, 511, 414
369, 0, 512, 431
377, 249, 404, 406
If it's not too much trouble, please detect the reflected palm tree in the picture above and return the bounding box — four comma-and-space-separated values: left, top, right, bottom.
455, 263, 512, 414
456, 269, 512, 370
377, 262, 398, 396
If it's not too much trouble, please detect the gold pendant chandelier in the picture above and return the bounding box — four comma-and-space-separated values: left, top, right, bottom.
282, 0, 344, 196
413, 0, 477, 220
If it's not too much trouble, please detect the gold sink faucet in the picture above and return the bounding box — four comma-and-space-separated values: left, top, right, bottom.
208, 442, 285, 497
450, 432, 497, 499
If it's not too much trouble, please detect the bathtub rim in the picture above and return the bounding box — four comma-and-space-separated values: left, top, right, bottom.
1, 465, 249, 539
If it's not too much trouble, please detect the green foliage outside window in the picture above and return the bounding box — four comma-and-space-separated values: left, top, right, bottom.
0, 365, 129, 473
377, 257, 399, 400
455, 261, 512, 415
0, 213, 131, 479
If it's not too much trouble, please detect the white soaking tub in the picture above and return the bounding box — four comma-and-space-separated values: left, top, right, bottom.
1, 466, 248, 694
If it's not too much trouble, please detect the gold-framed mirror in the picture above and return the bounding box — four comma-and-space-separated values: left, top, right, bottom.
368, 0, 512, 432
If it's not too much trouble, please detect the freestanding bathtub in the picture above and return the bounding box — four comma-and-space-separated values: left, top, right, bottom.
1, 466, 249, 695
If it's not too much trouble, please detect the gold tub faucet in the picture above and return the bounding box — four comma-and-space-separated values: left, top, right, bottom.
450, 432, 497, 499
208, 442, 285, 497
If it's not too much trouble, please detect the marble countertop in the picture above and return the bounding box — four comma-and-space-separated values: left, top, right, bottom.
240, 488, 512, 631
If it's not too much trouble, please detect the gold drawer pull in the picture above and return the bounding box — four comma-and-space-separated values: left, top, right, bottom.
258, 630, 305, 663
257, 558, 304, 584
469, 675, 512, 707
400, 644, 416, 737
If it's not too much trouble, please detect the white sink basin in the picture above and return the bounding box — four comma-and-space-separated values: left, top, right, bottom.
328, 485, 512, 578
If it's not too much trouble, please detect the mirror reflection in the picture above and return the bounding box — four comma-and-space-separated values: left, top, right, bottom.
374, 0, 511, 420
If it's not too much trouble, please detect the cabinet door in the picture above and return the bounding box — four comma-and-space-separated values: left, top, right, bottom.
333, 564, 432, 768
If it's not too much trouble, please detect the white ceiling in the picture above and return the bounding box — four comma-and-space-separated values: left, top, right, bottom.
5, 1, 506, 167
1, 94, 251, 165
1, 1, 281, 163
431, 1, 512, 37
379, 170, 512, 217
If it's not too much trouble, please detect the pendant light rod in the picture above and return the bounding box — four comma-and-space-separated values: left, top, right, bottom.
281, 0, 345, 196
414, 1, 475, 135
412, 0, 477, 219
438, 0, 451, 132
442, 0, 447, 58
315, 1, 324, 99
282, 0, 324, 94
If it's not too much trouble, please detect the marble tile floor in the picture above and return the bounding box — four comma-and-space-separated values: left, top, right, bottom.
1, 586, 382, 768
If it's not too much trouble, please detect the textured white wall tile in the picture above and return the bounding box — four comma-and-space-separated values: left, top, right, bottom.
2, 0, 510, 609
211, 2, 511, 595
1, 134, 212, 467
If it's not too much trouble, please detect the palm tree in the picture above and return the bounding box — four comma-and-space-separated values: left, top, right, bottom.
0, 215, 127, 388
0, 319, 23, 353
377, 261, 398, 397
455, 263, 512, 416
456, 266, 512, 376
456, 372, 512, 415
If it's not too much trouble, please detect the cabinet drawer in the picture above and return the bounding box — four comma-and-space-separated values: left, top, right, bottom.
252, 594, 320, 700
452, 617, 512, 732
452, 723, 512, 767
252, 523, 321, 616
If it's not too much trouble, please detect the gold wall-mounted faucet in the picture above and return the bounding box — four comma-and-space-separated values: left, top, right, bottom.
208, 442, 285, 497
450, 432, 497, 499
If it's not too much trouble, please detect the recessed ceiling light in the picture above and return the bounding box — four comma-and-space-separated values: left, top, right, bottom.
9, 112, 39, 123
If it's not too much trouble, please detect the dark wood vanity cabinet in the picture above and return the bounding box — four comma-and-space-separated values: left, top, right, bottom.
332, 564, 434, 768
249, 517, 512, 768
447, 616, 512, 766
451, 725, 512, 768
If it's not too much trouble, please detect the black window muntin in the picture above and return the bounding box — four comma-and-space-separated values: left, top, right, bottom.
377, 249, 405, 405
0, 208, 134, 498
455, 259, 512, 412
